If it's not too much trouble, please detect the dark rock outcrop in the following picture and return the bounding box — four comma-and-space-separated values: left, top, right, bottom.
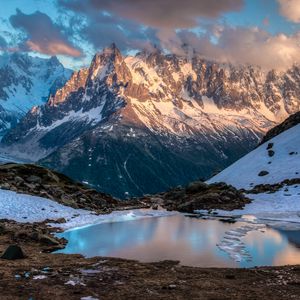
260, 111, 300, 144
142, 181, 251, 213
1, 245, 25, 260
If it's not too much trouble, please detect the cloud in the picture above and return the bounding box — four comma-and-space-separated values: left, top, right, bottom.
9, 9, 82, 57
176, 26, 300, 70
277, 0, 300, 23
59, 0, 243, 29
57, 0, 300, 70
57, 0, 243, 54
80, 13, 159, 52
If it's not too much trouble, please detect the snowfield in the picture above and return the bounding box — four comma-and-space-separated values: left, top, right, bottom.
208, 124, 300, 189
0, 189, 176, 230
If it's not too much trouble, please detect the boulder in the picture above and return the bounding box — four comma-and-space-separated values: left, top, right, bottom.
1, 245, 25, 260
0, 183, 11, 190
26, 175, 42, 184
258, 170, 269, 177
39, 235, 60, 246
186, 181, 209, 194
0, 224, 6, 235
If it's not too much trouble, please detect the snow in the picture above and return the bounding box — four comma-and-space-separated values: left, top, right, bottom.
0, 53, 72, 116
208, 124, 300, 189
33, 275, 47, 280
0, 189, 176, 230
36, 104, 105, 132
205, 185, 300, 225
217, 224, 265, 262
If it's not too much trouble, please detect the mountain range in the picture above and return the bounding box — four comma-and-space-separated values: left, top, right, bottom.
1, 44, 300, 198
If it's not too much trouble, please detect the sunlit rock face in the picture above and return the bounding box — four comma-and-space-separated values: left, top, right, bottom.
2, 44, 300, 198
0, 53, 72, 136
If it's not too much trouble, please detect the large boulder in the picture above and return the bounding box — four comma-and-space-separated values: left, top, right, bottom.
1, 245, 25, 260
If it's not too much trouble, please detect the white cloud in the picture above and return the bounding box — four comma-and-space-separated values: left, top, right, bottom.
277, 0, 300, 23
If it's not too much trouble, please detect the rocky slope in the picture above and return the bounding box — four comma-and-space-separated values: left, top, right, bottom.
2, 44, 300, 198
0, 163, 144, 213
0, 53, 72, 135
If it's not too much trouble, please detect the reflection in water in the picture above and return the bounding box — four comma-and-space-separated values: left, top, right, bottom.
56, 214, 300, 268
277, 230, 300, 248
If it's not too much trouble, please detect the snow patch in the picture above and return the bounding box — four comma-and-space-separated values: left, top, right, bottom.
0, 189, 177, 230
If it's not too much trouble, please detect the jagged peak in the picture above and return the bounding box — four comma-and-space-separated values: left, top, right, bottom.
93, 43, 122, 61
48, 55, 60, 66
88, 44, 124, 81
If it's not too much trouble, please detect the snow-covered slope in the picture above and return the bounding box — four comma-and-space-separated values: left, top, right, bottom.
0, 52, 72, 135
208, 124, 300, 189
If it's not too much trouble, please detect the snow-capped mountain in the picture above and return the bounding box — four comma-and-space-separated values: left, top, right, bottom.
2, 44, 300, 198
208, 111, 300, 190
0, 52, 72, 135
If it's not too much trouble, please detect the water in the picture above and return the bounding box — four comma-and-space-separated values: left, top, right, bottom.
56, 213, 300, 268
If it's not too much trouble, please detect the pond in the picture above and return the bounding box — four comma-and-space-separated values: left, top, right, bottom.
56, 212, 300, 268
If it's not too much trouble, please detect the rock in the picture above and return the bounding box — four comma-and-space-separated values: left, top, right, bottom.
258, 170, 269, 177
26, 175, 42, 184
186, 181, 209, 194
0, 183, 11, 190
1, 245, 25, 260
0, 224, 6, 235
15, 176, 24, 184
268, 150, 275, 157
55, 218, 67, 224
39, 235, 60, 246
150, 197, 164, 205
14, 230, 30, 240
177, 200, 195, 212
151, 204, 158, 210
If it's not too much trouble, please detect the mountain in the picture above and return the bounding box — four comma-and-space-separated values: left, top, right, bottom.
0, 52, 72, 135
208, 111, 300, 190
1, 44, 300, 198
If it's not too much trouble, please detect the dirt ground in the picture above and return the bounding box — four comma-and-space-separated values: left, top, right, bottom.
0, 221, 300, 300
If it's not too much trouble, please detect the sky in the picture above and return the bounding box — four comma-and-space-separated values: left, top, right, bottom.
1, 0, 300, 70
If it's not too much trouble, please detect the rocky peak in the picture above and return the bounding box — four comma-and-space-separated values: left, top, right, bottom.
89, 44, 123, 79
48, 68, 89, 106
87, 45, 131, 92
47, 56, 61, 67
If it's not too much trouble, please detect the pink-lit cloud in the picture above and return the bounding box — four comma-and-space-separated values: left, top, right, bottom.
10, 9, 82, 57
